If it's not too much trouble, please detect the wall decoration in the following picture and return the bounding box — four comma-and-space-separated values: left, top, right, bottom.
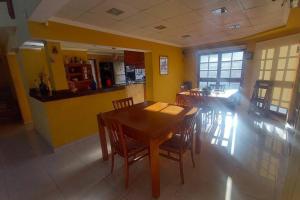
52, 46, 58, 54
159, 56, 168, 75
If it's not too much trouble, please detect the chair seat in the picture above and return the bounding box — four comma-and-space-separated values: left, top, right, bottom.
126, 137, 148, 156
160, 134, 183, 153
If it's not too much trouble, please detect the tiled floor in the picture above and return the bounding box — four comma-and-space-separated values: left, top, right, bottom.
0, 109, 290, 200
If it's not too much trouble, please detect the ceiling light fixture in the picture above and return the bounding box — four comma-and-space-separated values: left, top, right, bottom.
106, 8, 124, 16
211, 7, 228, 16
23, 41, 45, 47
154, 25, 166, 30
226, 24, 240, 30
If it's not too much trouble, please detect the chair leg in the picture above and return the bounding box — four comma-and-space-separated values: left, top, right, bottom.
124, 158, 129, 189
148, 148, 151, 167
190, 148, 195, 168
111, 150, 115, 174
179, 154, 184, 184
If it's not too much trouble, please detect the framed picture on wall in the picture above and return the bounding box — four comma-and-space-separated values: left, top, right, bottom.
159, 56, 168, 75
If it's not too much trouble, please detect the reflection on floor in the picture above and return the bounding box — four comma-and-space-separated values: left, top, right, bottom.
0, 109, 290, 200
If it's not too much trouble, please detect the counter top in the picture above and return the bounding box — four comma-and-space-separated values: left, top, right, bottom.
30, 86, 126, 102
115, 81, 145, 86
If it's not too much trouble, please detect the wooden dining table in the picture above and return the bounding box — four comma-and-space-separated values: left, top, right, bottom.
178, 88, 239, 101
177, 88, 240, 109
97, 101, 197, 198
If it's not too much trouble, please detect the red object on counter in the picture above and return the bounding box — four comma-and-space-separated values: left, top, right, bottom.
106, 79, 112, 87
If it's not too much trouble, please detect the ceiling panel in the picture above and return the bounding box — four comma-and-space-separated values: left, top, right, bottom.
239, 0, 269, 10
121, 12, 161, 28
245, 5, 284, 19
182, 0, 225, 10
62, 0, 105, 12
162, 11, 204, 29
55, 6, 83, 20
143, 0, 192, 20
53, 0, 291, 47
117, 0, 167, 10
76, 12, 119, 28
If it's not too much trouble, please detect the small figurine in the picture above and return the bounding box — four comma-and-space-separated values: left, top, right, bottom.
68, 81, 78, 93
38, 72, 50, 96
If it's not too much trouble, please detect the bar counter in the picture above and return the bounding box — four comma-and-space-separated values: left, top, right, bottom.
28, 85, 128, 148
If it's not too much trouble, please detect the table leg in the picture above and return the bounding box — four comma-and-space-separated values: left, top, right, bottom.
97, 114, 109, 161
195, 113, 201, 154
150, 140, 160, 198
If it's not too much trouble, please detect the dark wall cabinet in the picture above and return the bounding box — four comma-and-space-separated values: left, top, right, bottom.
124, 51, 145, 69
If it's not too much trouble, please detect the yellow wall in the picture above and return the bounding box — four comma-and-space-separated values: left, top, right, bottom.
46, 42, 68, 90
6, 53, 32, 124
43, 89, 126, 147
28, 20, 184, 103
62, 49, 88, 61
20, 48, 49, 88
151, 50, 183, 102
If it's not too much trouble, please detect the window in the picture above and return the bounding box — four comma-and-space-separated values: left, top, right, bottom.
258, 44, 300, 115
199, 50, 244, 89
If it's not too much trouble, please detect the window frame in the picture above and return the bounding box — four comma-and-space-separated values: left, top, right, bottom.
258, 44, 299, 115
197, 49, 246, 90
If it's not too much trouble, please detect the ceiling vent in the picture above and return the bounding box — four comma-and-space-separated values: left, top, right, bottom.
211, 7, 228, 15
154, 25, 166, 30
106, 8, 124, 16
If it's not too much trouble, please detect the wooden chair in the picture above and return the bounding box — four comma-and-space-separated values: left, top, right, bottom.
190, 90, 201, 97
248, 80, 273, 116
104, 118, 149, 188
190, 90, 214, 130
159, 111, 198, 184
176, 94, 189, 107
209, 84, 225, 92
112, 97, 134, 110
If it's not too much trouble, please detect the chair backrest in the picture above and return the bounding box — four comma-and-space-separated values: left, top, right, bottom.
176, 94, 189, 106
175, 111, 198, 151
210, 84, 225, 92
190, 90, 201, 97
104, 118, 128, 157
112, 97, 134, 110
250, 80, 274, 110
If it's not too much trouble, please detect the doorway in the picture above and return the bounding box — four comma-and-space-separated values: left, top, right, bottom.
0, 55, 21, 124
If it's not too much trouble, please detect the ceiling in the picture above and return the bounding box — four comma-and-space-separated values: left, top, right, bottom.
52, 0, 291, 47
